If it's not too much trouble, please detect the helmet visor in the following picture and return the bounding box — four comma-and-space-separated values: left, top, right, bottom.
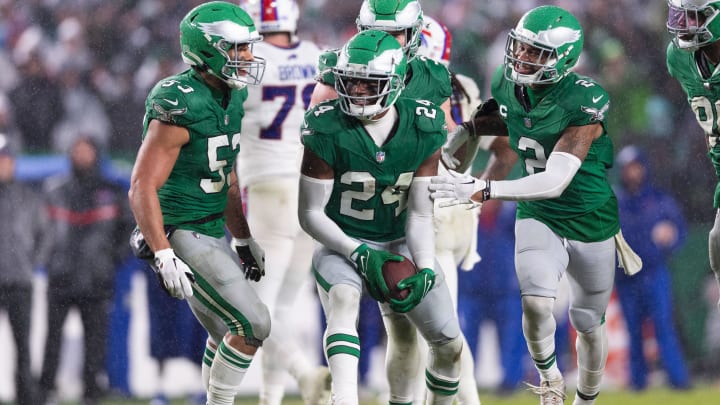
216, 40, 266, 87
334, 70, 401, 118
504, 31, 558, 85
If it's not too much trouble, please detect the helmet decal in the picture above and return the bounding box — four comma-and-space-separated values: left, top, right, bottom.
418, 15, 452, 66
199, 21, 256, 43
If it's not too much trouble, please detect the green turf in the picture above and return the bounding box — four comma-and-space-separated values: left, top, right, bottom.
58, 385, 720, 405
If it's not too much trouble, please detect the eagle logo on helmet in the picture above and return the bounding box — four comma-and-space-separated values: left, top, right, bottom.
199, 21, 257, 42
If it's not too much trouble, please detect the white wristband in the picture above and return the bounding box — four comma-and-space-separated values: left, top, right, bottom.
154, 248, 174, 260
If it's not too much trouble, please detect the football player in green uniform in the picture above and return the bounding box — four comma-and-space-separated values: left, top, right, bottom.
666, 0, 720, 311
128, 2, 270, 404
299, 30, 463, 405
429, 6, 641, 405
310, 0, 455, 132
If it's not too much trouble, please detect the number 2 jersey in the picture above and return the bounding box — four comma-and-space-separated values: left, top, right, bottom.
143, 69, 247, 238
491, 66, 619, 242
666, 42, 720, 207
237, 40, 321, 187
302, 98, 446, 242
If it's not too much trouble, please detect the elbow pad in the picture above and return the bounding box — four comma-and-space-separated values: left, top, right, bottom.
491, 152, 581, 201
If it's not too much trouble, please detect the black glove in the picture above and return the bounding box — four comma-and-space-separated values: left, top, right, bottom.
231, 237, 266, 282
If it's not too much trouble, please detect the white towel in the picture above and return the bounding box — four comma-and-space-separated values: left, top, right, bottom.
614, 230, 643, 276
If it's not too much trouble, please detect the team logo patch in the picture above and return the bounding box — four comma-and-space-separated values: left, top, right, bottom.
376, 151, 386, 163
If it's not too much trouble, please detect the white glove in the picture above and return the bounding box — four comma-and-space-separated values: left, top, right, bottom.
153, 248, 195, 299
441, 125, 469, 170
231, 237, 266, 282
429, 175, 487, 208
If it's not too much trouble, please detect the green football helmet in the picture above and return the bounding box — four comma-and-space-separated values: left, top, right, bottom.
667, 0, 720, 51
504, 5, 584, 86
180, 1, 265, 89
315, 48, 339, 86
356, 0, 423, 61
334, 30, 407, 120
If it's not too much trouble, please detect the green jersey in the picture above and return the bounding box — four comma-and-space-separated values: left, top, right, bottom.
143, 69, 248, 238
403, 56, 452, 106
318, 52, 451, 106
490, 66, 619, 242
666, 42, 720, 207
301, 98, 446, 242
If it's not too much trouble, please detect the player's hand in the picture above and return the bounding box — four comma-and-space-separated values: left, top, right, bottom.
153, 248, 195, 299
390, 268, 435, 313
232, 237, 266, 282
429, 174, 487, 208
350, 244, 401, 302
441, 125, 469, 170
466, 98, 499, 137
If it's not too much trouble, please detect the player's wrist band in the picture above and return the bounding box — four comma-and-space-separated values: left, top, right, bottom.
482, 181, 492, 202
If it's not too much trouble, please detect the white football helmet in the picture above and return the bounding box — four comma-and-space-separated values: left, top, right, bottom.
239, 0, 299, 34
417, 15, 452, 66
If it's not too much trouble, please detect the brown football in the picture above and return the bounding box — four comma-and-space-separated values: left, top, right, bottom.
382, 254, 418, 300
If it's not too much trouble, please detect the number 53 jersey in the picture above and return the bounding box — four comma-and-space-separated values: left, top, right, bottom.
237, 40, 321, 187
301, 98, 446, 242
143, 69, 248, 238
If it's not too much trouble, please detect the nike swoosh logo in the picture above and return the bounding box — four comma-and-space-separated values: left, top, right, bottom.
163, 98, 179, 106
592, 95, 603, 103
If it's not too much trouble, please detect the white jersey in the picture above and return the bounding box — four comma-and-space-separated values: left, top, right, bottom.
238, 40, 321, 187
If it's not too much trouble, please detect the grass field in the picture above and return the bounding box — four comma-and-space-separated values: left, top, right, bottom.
48, 385, 720, 405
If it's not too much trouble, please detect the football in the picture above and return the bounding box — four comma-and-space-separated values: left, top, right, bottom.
382, 254, 418, 301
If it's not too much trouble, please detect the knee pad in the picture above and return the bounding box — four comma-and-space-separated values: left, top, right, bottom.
521, 296, 555, 323
249, 303, 272, 342
569, 306, 604, 334
430, 335, 463, 369
327, 284, 361, 329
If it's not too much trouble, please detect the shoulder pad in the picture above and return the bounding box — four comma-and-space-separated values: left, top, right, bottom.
564, 75, 610, 124
398, 98, 447, 134
303, 100, 342, 133
146, 76, 193, 125
417, 56, 452, 94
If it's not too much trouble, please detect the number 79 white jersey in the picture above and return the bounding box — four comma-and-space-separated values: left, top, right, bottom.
237, 40, 321, 187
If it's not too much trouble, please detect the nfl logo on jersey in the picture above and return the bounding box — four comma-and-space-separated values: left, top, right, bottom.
524, 117, 532, 128
376, 151, 386, 163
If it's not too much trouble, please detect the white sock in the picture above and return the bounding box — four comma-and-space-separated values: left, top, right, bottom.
325, 328, 360, 405
522, 297, 562, 381
574, 325, 607, 402
425, 337, 462, 405
207, 338, 254, 405
202, 341, 217, 392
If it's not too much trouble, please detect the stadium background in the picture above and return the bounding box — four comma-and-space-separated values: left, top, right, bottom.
0, 0, 719, 402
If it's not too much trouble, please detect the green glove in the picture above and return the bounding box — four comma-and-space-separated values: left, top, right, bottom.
351, 244, 402, 302
389, 268, 436, 313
